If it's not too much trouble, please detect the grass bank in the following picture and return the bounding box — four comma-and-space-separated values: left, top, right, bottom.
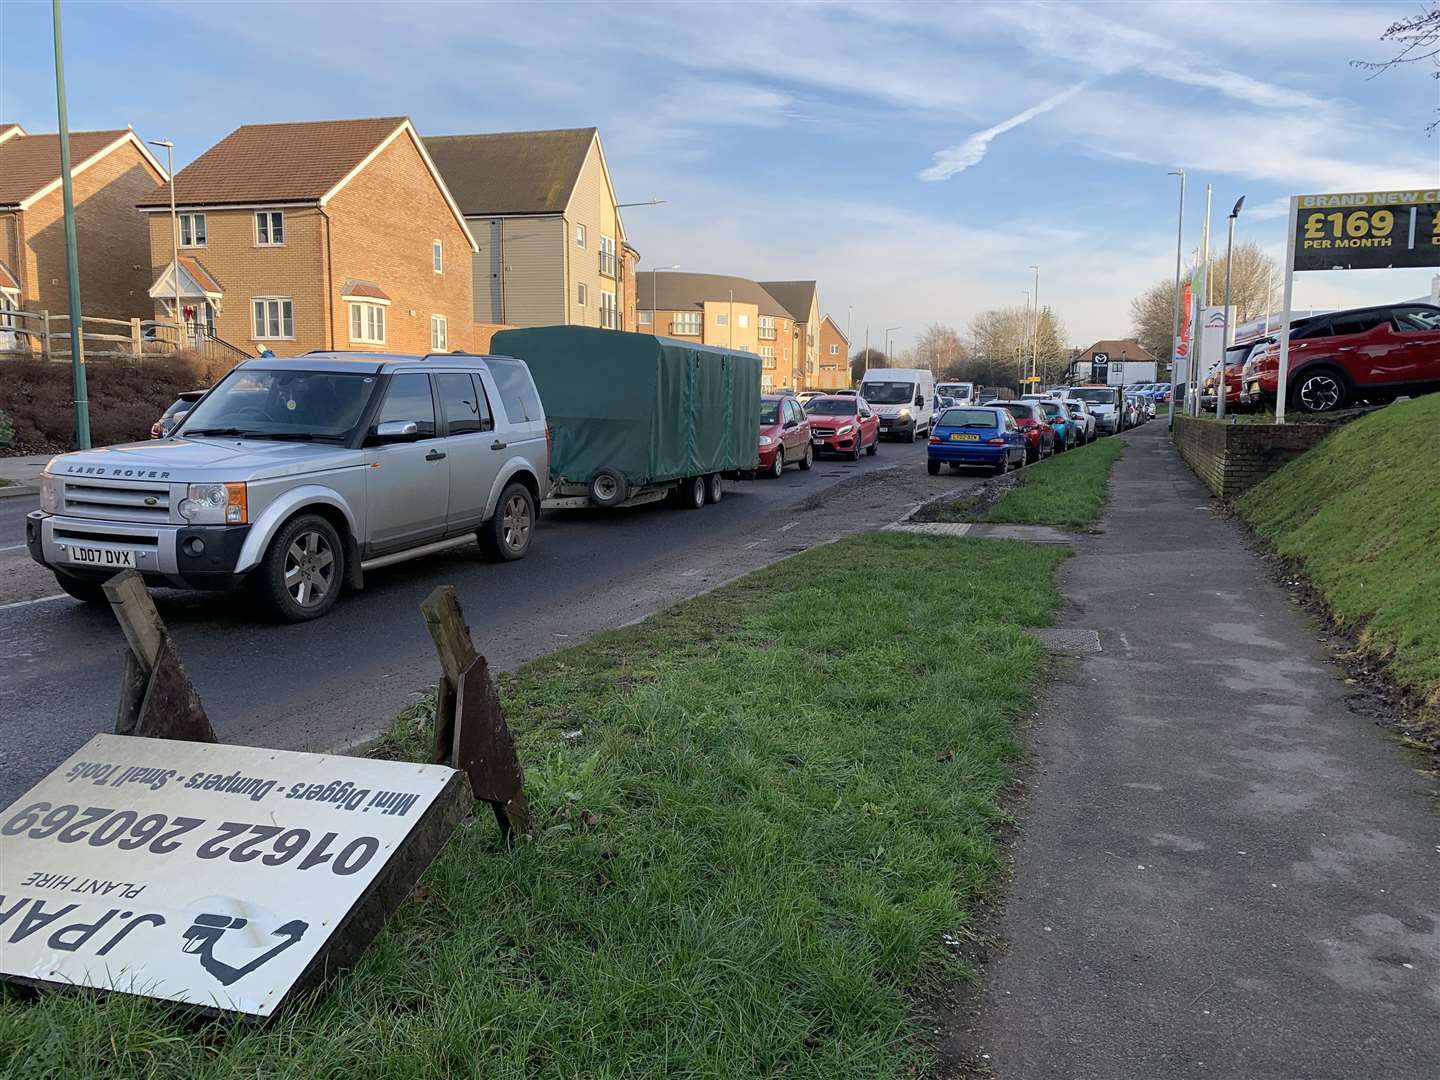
933, 437, 1123, 529
1236, 394, 1440, 717
1, 533, 1065, 1079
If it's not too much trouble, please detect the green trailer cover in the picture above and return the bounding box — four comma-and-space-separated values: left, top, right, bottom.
489, 326, 762, 488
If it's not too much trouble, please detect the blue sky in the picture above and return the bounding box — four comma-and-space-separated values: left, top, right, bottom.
2, 0, 1437, 349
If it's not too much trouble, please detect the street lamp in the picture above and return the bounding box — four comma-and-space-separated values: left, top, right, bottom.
884, 325, 900, 361
1217, 195, 1245, 420
650, 265, 679, 331
1166, 168, 1185, 428
1029, 265, 1040, 386
148, 139, 179, 347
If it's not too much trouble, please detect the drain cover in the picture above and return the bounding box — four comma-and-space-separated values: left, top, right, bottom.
1030, 627, 1102, 655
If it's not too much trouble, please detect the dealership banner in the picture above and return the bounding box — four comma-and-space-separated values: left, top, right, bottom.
0, 735, 460, 1015
1291, 189, 1440, 272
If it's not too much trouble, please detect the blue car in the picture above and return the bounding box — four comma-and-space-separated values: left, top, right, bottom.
1034, 398, 1076, 451
926, 406, 1027, 476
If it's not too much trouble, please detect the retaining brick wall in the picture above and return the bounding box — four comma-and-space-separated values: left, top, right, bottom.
1172, 415, 1336, 500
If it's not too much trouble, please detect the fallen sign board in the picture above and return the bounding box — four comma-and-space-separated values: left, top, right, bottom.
0, 734, 469, 1017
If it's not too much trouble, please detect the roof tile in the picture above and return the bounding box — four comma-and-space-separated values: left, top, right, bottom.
424, 128, 595, 216
0, 129, 131, 205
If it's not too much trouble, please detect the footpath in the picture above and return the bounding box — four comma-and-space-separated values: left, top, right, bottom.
966, 422, 1439, 1078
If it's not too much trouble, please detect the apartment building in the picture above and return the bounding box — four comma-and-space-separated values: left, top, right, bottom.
425, 127, 635, 333
816, 314, 851, 390
0, 124, 166, 320
759, 281, 820, 389
634, 271, 797, 390
137, 117, 475, 355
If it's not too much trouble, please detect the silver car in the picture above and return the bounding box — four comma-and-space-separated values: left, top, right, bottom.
28, 353, 548, 621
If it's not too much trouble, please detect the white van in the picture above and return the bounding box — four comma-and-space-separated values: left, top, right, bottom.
859, 368, 937, 441
935, 381, 975, 405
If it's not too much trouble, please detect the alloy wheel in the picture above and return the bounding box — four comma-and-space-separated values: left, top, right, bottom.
1297, 373, 1343, 412
283, 529, 336, 609
502, 492, 532, 552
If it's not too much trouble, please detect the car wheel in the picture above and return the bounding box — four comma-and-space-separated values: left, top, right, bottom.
477, 482, 535, 562
705, 473, 723, 503
53, 572, 108, 606
254, 513, 345, 622
799, 442, 814, 470
909, 423, 920, 443
679, 475, 706, 509
850, 441, 862, 462
994, 455, 1010, 476
769, 448, 785, 478
926, 459, 941, 476
866, 435, 878, 456
1026, 444, 1038, 465
588, 468, 628, 509
1292, 367, 1347, 413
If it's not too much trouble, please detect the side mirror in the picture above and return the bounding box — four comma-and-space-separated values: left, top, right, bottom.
915, 396, 924, 406
373, 420, 420, 444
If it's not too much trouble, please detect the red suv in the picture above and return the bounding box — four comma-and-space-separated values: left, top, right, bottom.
758, 394, 814, 478
988, 400, 1055, 463
804, 395, 879, 460
1244, 303, 1440, 413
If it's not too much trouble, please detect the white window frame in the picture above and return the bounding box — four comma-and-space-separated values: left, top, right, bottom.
737, 313, 749, 328
758, 315, 776, 341
251, 296, 294, 340
431, 314, 449, 351
830, 343, 840, 355
432, 239, 443, 274
599, 234, 616, 277
179, 212, 206, 248
715, 313, 729, 326
255, 210, 285, 247
672, 311, 702, 336
637, 309, 653, 326
600, 289, 618, 329
575, 223, 586, 248
577, 282, 588, 307
347, 300, 387, 345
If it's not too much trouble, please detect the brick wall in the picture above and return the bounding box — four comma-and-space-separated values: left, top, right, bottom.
1172, 415, 1336, 499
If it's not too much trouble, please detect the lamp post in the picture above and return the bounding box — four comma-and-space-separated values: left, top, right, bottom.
148, 139, 179, 347
650, 265, 679, 332
1029, 265, 1040, 386
51, 0, 89, 448
1216, 195, 1245, 420
1166, 168, 1185, 428
884, 325, 900, 361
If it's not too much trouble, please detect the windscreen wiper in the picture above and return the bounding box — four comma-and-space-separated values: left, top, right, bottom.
183, 427, 252, 437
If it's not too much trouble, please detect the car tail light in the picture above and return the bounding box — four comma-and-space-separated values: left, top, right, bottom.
986, 437, 1006, 445
928, 434, 941, 444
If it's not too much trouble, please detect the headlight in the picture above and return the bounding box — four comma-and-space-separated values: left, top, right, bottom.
758, 435, 774, 447
39, 472, 61, 514
837, 424, 854, 436
177, 482, 248, 524
899, 407, 912, 419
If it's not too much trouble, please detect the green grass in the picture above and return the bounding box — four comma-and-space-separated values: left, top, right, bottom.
933, 438, 1123, 529
1, 533, 1065, 1079
1236, 393, 1440, 712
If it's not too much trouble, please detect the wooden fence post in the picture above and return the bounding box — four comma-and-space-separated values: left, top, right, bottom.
130, 317, 143, 358
40, 310, 51, 362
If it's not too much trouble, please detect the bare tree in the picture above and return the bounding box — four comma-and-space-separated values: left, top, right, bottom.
898, 322, 967, 372
1352, 2, 1440, 132
966, 305, 1069, 387
1130, 241, 1278, 361
850, 347, 887, 383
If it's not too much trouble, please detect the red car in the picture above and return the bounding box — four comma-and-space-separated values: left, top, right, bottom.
757, 394, 814, 478
804, 395, 879, 460
1243, 303, 1440, 413
1201, 340, 1257, 411
988, 400, 1055, 463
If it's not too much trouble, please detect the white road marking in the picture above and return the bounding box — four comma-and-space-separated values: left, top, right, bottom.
778, 521, 799, 532
743, 541, 762, 550
0, 544, 28, 553
0, 593, 67, 612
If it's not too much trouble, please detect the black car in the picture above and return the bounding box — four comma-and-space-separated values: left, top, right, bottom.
150, 390, 207, 438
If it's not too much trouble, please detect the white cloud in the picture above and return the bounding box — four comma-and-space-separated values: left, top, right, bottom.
918, 81, 1090, 180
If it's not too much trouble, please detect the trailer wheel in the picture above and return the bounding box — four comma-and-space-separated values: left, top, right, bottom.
705, 473, 723, 504
588, 468, 628, 509
677, 475, 707, 509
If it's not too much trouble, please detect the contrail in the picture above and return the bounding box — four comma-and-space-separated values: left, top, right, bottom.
919, 80, 1090, 181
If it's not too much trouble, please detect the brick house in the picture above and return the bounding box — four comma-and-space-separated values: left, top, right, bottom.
424, 127, 634, 333
633, 271, 796, 390
137, 117, 476, 356
816, 315, 851, 390
759, 281, 821, 391
0, 124, 167, 321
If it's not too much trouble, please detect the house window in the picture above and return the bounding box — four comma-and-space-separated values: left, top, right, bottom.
638, 310, 653, 326
600, 290, 618, 329
577, 282, 588, 307
255, 210, 285, 246
575, 223, 586, 248
431, 314, 449, 351
762, 374, 774, 390
599, 234, 616, 277
672, 311, 701, 335
432, 239, 443, 274
252, 297, 294, 340
738, 313, 749, 328
758, 316, 776, 341
830, 343, 839, 355
179, 213, 206, 247
715, 313, 728, 326
758, 345, 776, 369
348, 301, 386, 344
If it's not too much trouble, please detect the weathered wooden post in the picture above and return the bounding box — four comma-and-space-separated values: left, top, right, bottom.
40, 309, 52, 361
130, 317, 143, 357
420, 585, 531, 838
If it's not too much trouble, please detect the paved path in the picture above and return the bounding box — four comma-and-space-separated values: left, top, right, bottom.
968, 422, 1439, 1079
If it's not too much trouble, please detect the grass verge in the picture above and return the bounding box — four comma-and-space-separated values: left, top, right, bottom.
1235, 393, 1440, 720
933, 438, 1123, 529
1, 532, 1065, 1079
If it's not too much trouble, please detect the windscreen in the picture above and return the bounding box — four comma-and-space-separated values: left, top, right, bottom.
937, 408, 998, 428
1068, 388, 1115, 405
1038, 402, 1064, 419
759, 400, 780, 425
804, 398, 856, 416
999, 404, 1033, 421
179, 369, 376, 440
860, 380, 915, 404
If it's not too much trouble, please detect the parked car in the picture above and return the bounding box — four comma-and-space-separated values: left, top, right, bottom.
927, 406, 1027, 476
757, 394, 814, 477
805, 395, 879, 460
1203, 340, 1263, 412
859, 367, 937, 441
986, 399, 1055, 464
30, 353, 548, 621
1063, 385, 1125, 435
797, 390, 827, 407
1243, 303, 1440, 413
1035, 399, 1077, 451
150, 390, 207, 439
1064, 399, 1096, 442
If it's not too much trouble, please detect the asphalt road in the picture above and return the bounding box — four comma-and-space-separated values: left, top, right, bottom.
0, 494, 34, 549
1, 438, 975, 806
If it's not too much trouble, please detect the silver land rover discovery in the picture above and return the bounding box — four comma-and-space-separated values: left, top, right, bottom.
27, 352, 549, 621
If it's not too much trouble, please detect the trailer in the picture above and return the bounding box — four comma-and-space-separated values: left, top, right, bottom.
488, 326, 762, 511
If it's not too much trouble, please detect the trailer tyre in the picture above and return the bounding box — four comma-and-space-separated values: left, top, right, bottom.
678, 475, 707, 509
587, 468, 628, 509
705, 473, 723, 504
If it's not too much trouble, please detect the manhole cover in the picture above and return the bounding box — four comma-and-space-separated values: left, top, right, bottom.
1030, 627, 1102, 655
887, 522, 972, 537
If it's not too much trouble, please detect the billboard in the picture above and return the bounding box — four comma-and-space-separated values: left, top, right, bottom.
1291, 189, 1440, 272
